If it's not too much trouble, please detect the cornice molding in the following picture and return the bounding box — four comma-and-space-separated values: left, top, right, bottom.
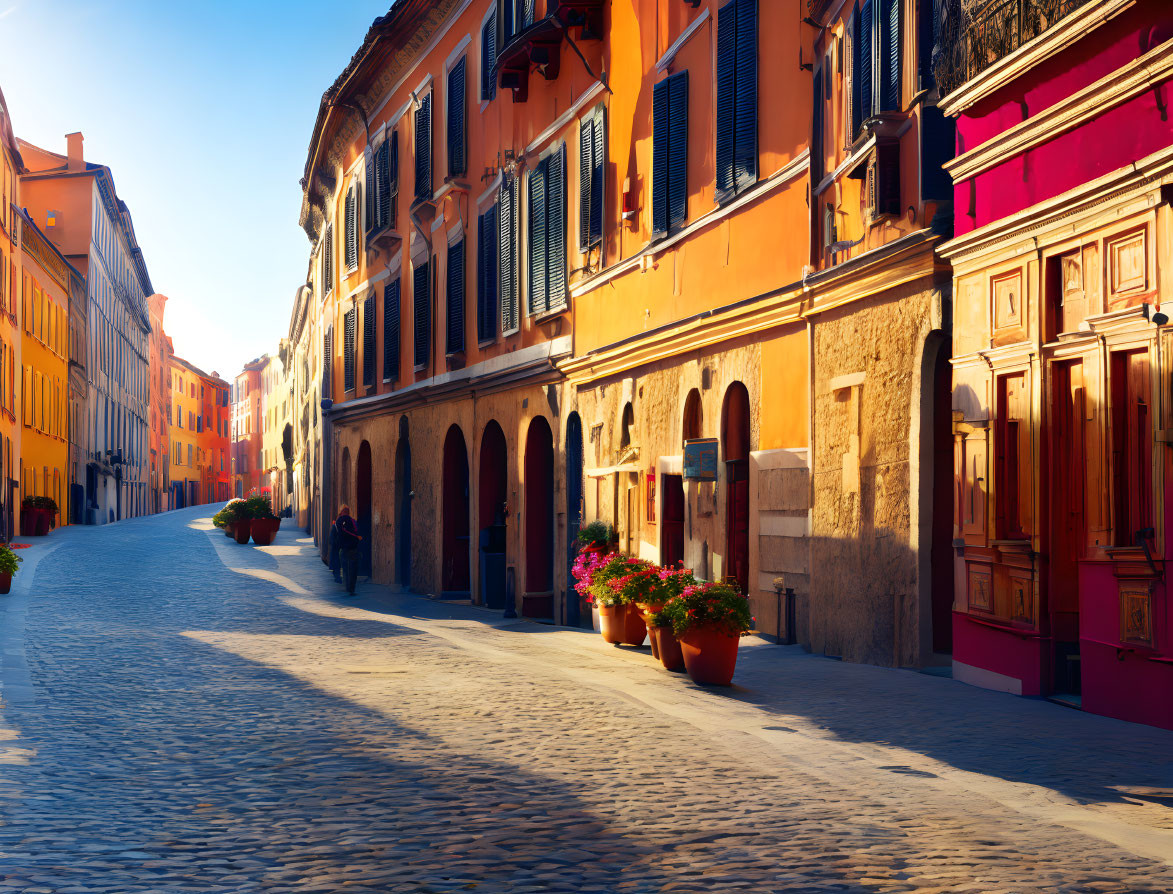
946, 38, 1173, 183
938, 0, 1136, 117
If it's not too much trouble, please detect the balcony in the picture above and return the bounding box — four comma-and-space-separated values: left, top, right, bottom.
496, 0, 602, 102
933, 0, 1091, 97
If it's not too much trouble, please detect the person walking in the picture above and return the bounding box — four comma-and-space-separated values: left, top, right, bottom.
335, 505, 362, 595
328, 513, 342, 583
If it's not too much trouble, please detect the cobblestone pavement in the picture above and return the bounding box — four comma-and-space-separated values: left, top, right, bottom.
1, 508, 1173, 892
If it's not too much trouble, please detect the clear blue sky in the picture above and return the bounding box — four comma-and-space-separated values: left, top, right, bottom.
0, 0, 391, 379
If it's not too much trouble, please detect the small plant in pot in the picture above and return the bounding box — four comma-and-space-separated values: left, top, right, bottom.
594, 557, 655, 647
0, 544, 22, 594
575, 520, 615, 554
21, 496, 56, 536
641, 564, 696, 669
660, 580, 753, 685
244, 494, 280, 546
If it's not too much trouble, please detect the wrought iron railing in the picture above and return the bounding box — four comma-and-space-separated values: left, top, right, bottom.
933, 0, 1091, 97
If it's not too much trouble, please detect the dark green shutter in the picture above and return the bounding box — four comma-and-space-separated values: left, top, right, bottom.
478, 204, 499, 342
590, 109, 604, 246
528, 162, 547, 314
667, 72, 688, 231
481, 19, 497, 100
383, 278, 400, 382
880, 0, 900, 111
415, 93, 432, 202
715, 0, 737, 203
733, 0, 757, 191
851, 4, 862, 139
812, 68, 824, 188
860, 0, 874, 127
322, 328, 333, 398
579, 117, 593, 252
413, 259, 430, 367
446, 238, 466, 354
365, 153, 375, 234
500, 177, 518, 332
377, 139, 392, 228
362, 294, 376, 387
523, 0, 534, 28
651, 79, 669, 236
344, 188, 357, 270
448, 58, 467, 177
548, 145, 566, 309
343, 307, 356, 392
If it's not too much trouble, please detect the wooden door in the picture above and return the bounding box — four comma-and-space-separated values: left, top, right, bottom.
726, 460, 749, 595
662, 474, 685, 570
1050, 360, 1086, 644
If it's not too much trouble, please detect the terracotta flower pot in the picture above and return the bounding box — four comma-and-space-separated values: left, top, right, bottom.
233, 518, 253, 544
635, 602, 666, 659
620, 602, 648, 647
597, 603, 626, 644
678, 624, 741, 686
0, 572, 11, 595
251, 517, 280, 546
35, 508, 50, 536
649, 625, 685, 671
224, 521, 237, 539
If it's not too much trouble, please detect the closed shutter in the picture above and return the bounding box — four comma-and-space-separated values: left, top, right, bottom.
362, 294, 376, 387
448, 58, 467, 177
481, 18, 497, 101
365, 154, 375, 234
733, 0, 757, 191
590, 108, 605, 247
413, 259, 431, 367
875, 141, 900, 216
547, 145, 567, 309
880, 0, 900, 111
327, 225, 335, 293
528, 161, 547, 315
389, 130, 399, 201
850, 5, 862, 139
579, 117, 593, 252
812, 68, 824, 188
383, 278, 400, 382
500, 176, 518, 332
344, 188, 357, 270
523, 0, 534, 28
322, 327, 333, 399
415, 92, 432, 202
446, 238, 466, 354
859, 0, 874, 128
343, 307, 356, 392
667, 72, 688, 232
652, 78, 669, 236
715, 0, 736, 202
478, 204, 499, 342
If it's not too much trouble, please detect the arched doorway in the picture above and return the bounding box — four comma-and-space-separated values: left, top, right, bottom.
722, 383, 751, 595
478, 421, 508, 609
565, 412, 585, 627
356, 441, 372, 577
442, 425, 471, 596
683, 388, 703, 441
394, 417, 412, 587
524, 416, 555, 619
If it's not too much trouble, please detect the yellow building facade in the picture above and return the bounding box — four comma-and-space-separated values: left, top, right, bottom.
168, 356, 205, 508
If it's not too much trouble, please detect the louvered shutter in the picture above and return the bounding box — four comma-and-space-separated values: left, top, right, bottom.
548, 145, 567, 309
651, 79, 669, 236
733, 0, 758, 192
812, 68, 824, 188
875, 142, 900, 216
362, 295, 376, 387
478, 204, 499, 342
860, 0, 874, 127
345, 189, 357, 270
415, 93, 432, 202
448, 58, 467, 177
715, 0, 737, 203
850, 5, 862, 139
389, 130, 399, 199
446, 238, 466, 354
528, 162, 547, 315
376, 140, 391, 229
383, 278, 400, 382
481, 19, 497, 101
590, 109, 605, 246
523, 0, 534, 28
579, 117, 593, 252
500, 177, 518, 332
880, 0, 900, 111
322, 328, 332, 399
668, 72, 688, 231
343, 308, 356, 392
413, 259, 431, 367
365, 153, 376, 234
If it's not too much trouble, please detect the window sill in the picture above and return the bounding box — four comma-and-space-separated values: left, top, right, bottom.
477, 336, 497, 349
531, 304, 568, 325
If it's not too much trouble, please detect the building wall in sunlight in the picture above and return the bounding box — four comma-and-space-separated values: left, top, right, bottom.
0, 88, 22, 541
147, 294, 171, 514
198, 370, 231, 504
232, 357, 265, 499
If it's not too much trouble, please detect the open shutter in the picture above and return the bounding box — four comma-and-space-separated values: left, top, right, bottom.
715, 0, 736, 203
733, 0, 757, 192
812, 68, 824, 188
528, 161, 547, 315
383, 278, 400, 382
548, 145, 567, 309
860, 0, 874, 126
651, 79, 669, 236
500, 176, 518, 332
365, 154, 376, 234
590, 108, 605, 247
415, 92, 432, 202
446, 238, 466, 354
448, 58, 467, 177
880, 0, 900, 111
668, 72, 689, 231
579, 117, 593, 252
523, 0, 534, 28
478, 204, 499, 342
850, 5, 862, 139
343, 308, 356, 392
362, 295, 376, 387
413, 259, 431, 367
482, 18, 497, 101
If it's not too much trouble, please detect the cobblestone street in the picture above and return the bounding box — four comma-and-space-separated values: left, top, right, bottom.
0, 507, 1170, 892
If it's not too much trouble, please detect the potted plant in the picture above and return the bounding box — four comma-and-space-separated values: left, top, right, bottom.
245, 494, 280, 546
591, 556, 654, 647
640, 564, 695, 669
214, 499, 248, 540
20, 497, 54, 536
0, 544, 21, 594
660, 580, 753, 685
576, 520, 615, 553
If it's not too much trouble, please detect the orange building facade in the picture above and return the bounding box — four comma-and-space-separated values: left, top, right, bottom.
0, 88, 21, 540
231, 358, 264, 498
147, 294, 171, 513
198, 370, 230, 503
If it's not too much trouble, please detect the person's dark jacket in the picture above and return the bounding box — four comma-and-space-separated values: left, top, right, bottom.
336, 514, 361, 550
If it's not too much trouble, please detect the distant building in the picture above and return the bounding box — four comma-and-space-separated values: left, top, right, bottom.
231, 357, 265, 498
198, 369, 230, 504
147, 294, 171, 513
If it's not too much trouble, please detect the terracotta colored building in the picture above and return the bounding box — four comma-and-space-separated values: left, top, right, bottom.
16, 208, 77, 530
147, 294, 171, 513
288, 283, 319, 533
938, 0, 1173, 728
198, 370, 231, 503
0, 87, 22, 541
231, 357, 265, 498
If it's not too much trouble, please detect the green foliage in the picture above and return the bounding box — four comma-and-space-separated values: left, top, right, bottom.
244, 494, 275, 520
585, 553, 632, 607
576, 520, 615, 549
0, 545, 23, 576
212, 498, 248, 528
22, 496, 58, 514
656, 580, 753, 638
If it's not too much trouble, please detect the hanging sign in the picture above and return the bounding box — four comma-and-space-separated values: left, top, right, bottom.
683, 438, 719, 481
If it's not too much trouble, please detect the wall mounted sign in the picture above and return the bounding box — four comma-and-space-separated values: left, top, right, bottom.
683, 438, 719, 481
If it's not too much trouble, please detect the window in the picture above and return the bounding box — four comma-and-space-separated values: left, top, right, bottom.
384, 279, 400, 382
578, 108, 606, 253
362, 294, 376, 388
849, 0, 900, 141
344, 305, 357, 390
366, 133, 398, 235
414, 92, 433, 203
812, 66, 825, 188
447, 58, 467, 178
344, 186, 359, 272
477, 203, 499, 342
652, 72, 689, 237
446, 237, 466, 355
322, 327, 333, 398
413, 258, 431, 368
499, 175, 519, 332
715, 0, 757, 203
321, 225, 334, 295
481, 14, 498, 101
527, 144, 567, 315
